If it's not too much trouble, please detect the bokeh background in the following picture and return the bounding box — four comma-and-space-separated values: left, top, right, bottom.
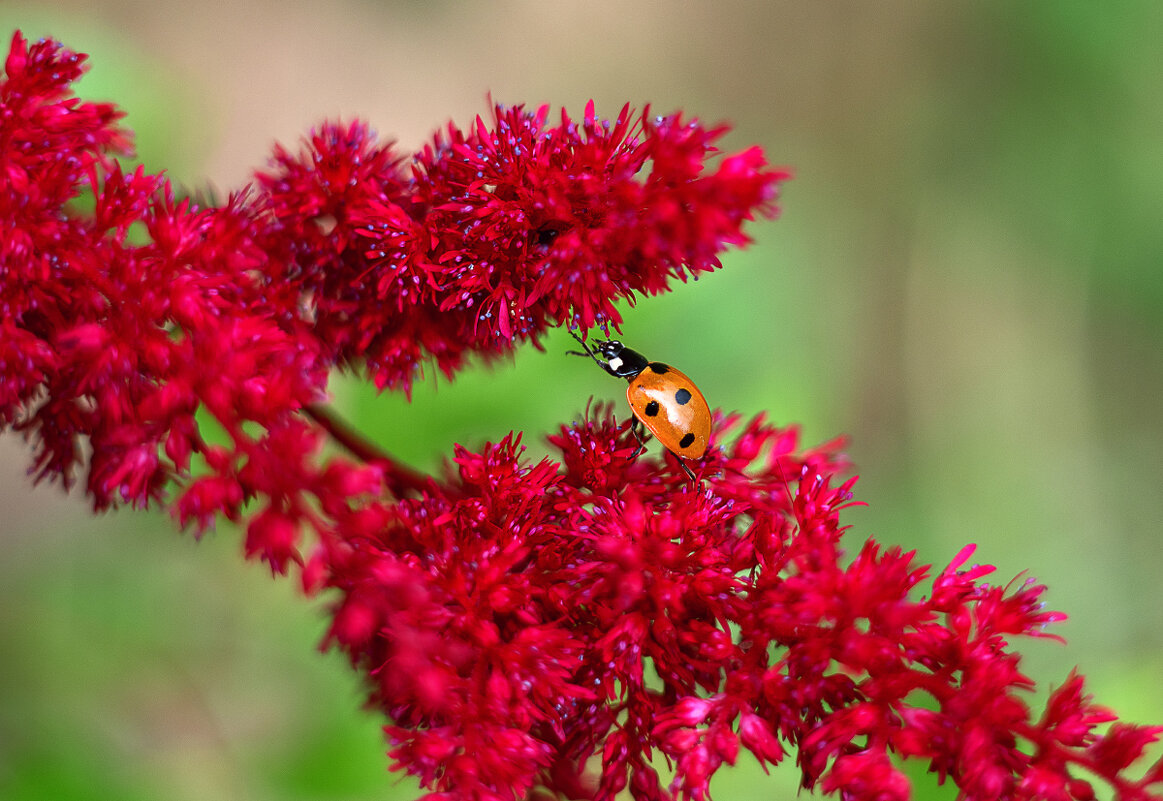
1, 2, 1161, 799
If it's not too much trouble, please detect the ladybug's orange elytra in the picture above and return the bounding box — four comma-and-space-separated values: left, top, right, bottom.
568, 331, 712, 480
625, 361, 711, 459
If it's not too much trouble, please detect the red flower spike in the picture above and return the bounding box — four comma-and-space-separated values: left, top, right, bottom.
3, 31, 1162, 801
252, 100, 791, 397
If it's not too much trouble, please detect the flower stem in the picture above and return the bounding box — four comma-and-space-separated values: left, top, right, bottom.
303, 402, 431, 496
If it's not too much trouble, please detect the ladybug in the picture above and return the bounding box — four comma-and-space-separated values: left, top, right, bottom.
568, 330, 711, 481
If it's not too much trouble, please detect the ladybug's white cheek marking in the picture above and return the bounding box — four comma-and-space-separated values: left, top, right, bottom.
607, 356, 623, 372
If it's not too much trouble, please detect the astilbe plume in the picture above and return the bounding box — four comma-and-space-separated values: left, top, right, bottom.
2, 30, 1161, 801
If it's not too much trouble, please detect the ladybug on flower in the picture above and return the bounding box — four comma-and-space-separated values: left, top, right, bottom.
568, 330, 711, 481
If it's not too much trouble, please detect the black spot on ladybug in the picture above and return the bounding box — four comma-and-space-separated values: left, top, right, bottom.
674, 388, 692, 405
644, 400, 660, 417
648, 362, 669, 374
679, 433, 696, 449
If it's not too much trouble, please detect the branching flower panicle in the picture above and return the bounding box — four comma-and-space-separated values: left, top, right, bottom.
2, 30, 1160, 801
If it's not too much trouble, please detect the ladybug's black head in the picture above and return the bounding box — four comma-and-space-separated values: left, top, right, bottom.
568, 332, 650, 379
594, 339, 624, 360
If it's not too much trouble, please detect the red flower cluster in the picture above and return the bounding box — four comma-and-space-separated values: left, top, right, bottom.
257, 101, 779, 394
3, 31, 1162, 801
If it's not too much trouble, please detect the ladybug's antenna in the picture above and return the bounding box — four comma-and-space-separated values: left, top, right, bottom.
566, 329, 605, 368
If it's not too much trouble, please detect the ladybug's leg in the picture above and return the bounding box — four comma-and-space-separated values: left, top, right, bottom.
674, 455, 697, 483
566, 330, 606, 368
629, 418, 648, 458
628, 418, 649, 459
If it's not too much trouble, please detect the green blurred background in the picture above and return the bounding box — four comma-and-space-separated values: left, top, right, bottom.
1, 2, 1161, 799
